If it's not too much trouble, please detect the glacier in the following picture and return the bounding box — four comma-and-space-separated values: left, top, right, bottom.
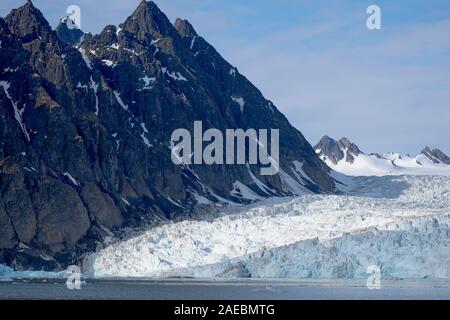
89, 175, 450, 279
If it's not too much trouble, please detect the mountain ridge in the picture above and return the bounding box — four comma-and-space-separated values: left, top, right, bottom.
315, 136, 450, 177
0, 1, 334, 270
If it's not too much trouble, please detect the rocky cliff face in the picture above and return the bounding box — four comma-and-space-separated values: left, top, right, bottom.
0, 0, 335, 270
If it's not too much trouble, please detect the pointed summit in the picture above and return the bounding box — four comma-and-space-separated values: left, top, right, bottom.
174, 18, 198, 38
339, 137, 363, 156
5, 0, 56, 43
315, 136, 363, 165
315, 136, 336, 150
122, 0, 176, 41
421, 147, 450, 165
315, 136, 344, 165
421, 146, 433, 154
56, 16, 85, 46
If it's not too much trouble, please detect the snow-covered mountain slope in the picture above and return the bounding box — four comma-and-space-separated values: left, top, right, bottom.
315, 136, 450, 177
89, 175, 450, 279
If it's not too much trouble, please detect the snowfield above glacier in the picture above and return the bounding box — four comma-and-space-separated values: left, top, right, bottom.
314, 136, 450, 177
90, 175, 450, 279
323, 152, 450, 177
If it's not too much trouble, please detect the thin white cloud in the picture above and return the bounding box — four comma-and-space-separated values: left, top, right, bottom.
220, 16, 450, 154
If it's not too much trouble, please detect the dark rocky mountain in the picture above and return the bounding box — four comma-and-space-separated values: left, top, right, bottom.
315, 136, 363, 165
421, 147, 450, 165
55, 17, 85, 46
0, 0, 335, 270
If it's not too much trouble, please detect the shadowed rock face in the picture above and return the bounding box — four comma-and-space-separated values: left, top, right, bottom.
4, 0, 56, 44
314, 136, 344, 165
0, 0, 335, 270
421, 147, 450, 165
55, 17, 84, 46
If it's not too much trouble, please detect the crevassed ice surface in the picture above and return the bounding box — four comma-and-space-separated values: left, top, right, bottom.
91, 175, 450, 279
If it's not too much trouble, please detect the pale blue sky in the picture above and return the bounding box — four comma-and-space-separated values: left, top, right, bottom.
2, 0, 450, 155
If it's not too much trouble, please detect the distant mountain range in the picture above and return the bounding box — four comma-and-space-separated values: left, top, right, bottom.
315, 136, 450, 176
0, 0, 335, 270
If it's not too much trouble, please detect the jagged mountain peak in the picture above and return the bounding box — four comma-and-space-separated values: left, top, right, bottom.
315, 135, 338, 151
4, 0, 56, 43
139, 0, 158, 8
421, 146, 450, 165
122, 0, 176, 40
315, 135, 336, 151
317, 135, 335, 144
174, 18, 198, 38
315, 136, 362, 165
316, 136, 450, 176
338, 137, 352, 146
421, 146, 433, 155
55, 17, 85, 46
6, 0, 46, 28
339, 137, 363, 155
315, 136, 343, 165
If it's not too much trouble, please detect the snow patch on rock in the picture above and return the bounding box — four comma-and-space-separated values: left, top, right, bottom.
161, 67, 187, 81
78, 48, 93, 70
0, 81, 30, 141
